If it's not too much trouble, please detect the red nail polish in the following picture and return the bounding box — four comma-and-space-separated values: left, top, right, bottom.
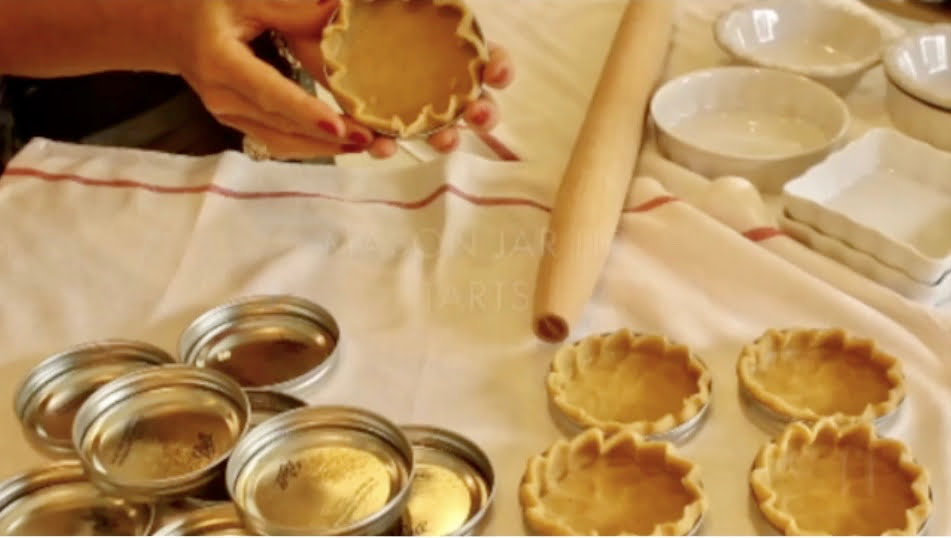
342, 144, 364, 153
319, 121, 340, 137
348, 132, 370, 146
471, 108, 489, 125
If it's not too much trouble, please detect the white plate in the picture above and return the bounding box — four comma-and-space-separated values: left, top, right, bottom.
782, 127, 951, 284
779, 212, 951, 306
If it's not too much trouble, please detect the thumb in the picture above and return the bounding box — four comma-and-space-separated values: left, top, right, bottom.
248, 0, 340, 36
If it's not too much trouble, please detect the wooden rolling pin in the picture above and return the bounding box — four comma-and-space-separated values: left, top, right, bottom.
532, 0, 675, 343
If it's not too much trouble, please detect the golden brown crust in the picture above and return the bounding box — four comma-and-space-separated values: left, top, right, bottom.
547, 330, 712, 437
519, 429, 707, 536
737, 328, 905, 423
750, 418, 932, 536
320, 0, 488, 138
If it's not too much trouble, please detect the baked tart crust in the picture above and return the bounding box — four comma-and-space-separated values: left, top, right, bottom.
737, 328, 905, 423
520, 428, 707, 536
547, 330, 712, 437
320, 0, 489, 138
750, 418, 932, 536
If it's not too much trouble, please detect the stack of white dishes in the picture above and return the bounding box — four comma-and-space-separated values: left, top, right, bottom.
650, 0, 900, 195
781, 128, 951, 306
883, 24, 951, 152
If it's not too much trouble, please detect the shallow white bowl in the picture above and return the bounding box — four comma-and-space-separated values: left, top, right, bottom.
883, 24, 951, 110
715, 0, 885, 95
885, 75, 951, 152
649, 67, 851, 194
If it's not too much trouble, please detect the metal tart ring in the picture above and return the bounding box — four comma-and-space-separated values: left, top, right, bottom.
273, 4, 489, 140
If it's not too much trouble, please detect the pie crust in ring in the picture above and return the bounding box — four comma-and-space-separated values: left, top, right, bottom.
750, 417, 932, 535
519, 428, 707, 536
547, 330, 712, 437
320, 0, 489, 138
737, 328, 905, 423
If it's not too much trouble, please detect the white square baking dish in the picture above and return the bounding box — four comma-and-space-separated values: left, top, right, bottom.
779, 212, 951, 306
782, 128, 951, 284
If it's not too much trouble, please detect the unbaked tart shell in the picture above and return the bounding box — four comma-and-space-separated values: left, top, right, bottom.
737, 328, 905, 423
320, 0, 489, 138
520, 428, 707, 536
750, 418, 932, 535
547, 330, 712, 437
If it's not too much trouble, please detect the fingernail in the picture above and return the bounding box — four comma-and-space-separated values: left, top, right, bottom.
319, 120, 340, 137
342, 144, 364, 153
471, 107, 489, 125
348, 132, 370, 146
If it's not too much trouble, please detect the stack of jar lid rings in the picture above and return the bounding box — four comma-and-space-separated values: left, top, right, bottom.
2, 295, 496, 536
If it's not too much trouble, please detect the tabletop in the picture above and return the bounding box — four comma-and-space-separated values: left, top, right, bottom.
1, 0, 950, 536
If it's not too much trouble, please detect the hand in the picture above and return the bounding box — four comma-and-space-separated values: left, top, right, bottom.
172, 0, 514, 161
171, 0, 373, 160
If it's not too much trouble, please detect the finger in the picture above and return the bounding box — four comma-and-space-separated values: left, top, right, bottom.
427, 128, 460, 154
281, 37, 375, 147
245, 0, 339, 37
220, 41, 347, 137
285, 35, 330, 88
219, 114, 361, 160
368, 138, 398, 159
463, 95, 499, 133
203, 83, 348, 143
484, 43, 514, 89
340, 116, 376, 147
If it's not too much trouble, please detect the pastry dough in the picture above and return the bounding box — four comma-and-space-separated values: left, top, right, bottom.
737, 328, 905, 422
320, 0, 489, 137
547, 330, 711, 436
520, 428, 707, 536
750, 418, 932, 535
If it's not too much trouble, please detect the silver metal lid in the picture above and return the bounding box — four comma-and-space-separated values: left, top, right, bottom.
176, 391, 309, 507
72, 365, 250, 502
226, 405, 414, 536
0, 460, 156, 535
14, 340, 175, 458
246, 389, 307, 429
178, 295, 340, 398
398, 426, 495, 536
152, 503, 249, 536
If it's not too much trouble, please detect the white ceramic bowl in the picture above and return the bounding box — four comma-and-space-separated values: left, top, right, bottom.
883, 24, 951, 110
649, 67, 851, 194
715, 0, 885, 94
885, 75, 951, 152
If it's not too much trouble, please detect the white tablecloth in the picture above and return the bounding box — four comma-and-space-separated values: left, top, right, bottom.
1, 1, 949, 536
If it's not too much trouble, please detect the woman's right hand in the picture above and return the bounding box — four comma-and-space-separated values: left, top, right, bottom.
0, 0, 372, 159
171, 0, 375, 160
